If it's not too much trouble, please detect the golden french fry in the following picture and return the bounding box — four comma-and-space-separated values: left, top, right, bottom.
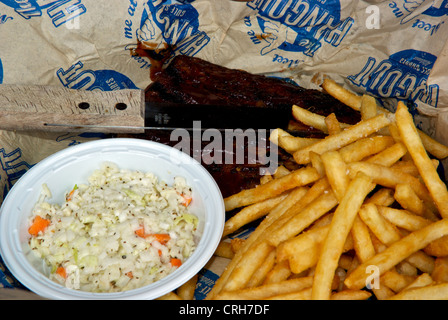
266, 287, 313, 300
347, 161, 433, 204
223, 193, 287, 237
215, 241, 235, 259
395, 101, 448, 218
381, 270, 416, 293
224, 166, 319, 211
366, 142, 408, 167
406, 250, 435, 274
351, 216, 375, 263
339, 136, 395, 163
269, 128, 292, 145
273, 165, 291, 178
262, 260, 291, 285
424, 235, 448, 257
403, 273, 433, 291
177, 274, 198, 300
260, 174, 273, 185
359, 203, 401, 246
365, 188, 395, 206
321, 78, 362, 111
360, 94, 378, 120
431, 257, 448, 283
394, 183, 434, 219
312, 172, 375, 300
345, 218, 448, 290
321, 150, 349, 201
388, 282, 448, 300
292, 105, 350, 134
230, 238, 245, 253
247, 249, 277, 288
221, 241, 274, 292
277, 225, 329, 274
377, 206, 432, 232
293, 114, 392, 165
331, 289, 372, 300
268, 190, 338, 247
278, 135, 321, 153
214, 277, 313, 300
325, 113, 342, 135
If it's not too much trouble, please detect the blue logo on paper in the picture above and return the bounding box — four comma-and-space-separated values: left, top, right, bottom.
0, 0, 86, 27
0, 58, 3, 84
244, 0, 353, 58
348, 49, 439, 109
135, 0, 209, 60
56, 61, 138, 91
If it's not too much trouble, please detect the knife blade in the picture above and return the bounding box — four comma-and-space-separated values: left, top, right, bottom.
0, 84, 292, 133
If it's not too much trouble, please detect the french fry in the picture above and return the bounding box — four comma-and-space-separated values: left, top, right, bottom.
215, 241, 235, 259
273, 165, 291, 178
358, 203, 401, 246
268, 190, 338, 246
277, 225, 330, 274
293, 114, 392, 165
224, 166, 319, 211
351, 216, 375, 263
246, 249, 277, 287
262, 260, 291, 285
381, 270, 416, 293
377, 206, 432, 232
331, 289, 372, 300
292, 105, 350, 134
431, 257, 448, 283
360, 94, 378, 120
402, 273, 434, 292
278, 135, 321, 153
347, 161, 433, 204
339, 136, 395, 163
366, 142, 408, 167
260, 174, 273, 184
365, 188, 395, 206
344, 218, 448, 290
321, 78, 362, 111
394, 183, 434, 219
388, 282, 448, 300
214, 277, 313, 300
312, 172, 376, 300
177, 275, 198, 300
221, 241, 274, 292
325, 113, 342, 135
268, 128, 292, 146
321, 150, 349, 201
424, 235, 448, 257
395, 101, 448, 218
266, 287, 313, 300
223, 193, 288, 237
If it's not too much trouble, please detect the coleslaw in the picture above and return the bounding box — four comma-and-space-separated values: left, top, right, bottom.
27, 162, 198, 293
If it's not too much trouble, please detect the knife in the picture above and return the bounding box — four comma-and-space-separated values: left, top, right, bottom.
0, 84, 292, 133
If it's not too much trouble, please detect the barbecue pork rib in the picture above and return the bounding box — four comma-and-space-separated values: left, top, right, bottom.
145, 54, 360, 126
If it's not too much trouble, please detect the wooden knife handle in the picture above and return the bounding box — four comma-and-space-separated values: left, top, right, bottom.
0, 84, 145, 133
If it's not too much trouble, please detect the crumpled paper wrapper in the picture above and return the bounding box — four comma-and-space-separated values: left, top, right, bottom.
1, 0, 448, 299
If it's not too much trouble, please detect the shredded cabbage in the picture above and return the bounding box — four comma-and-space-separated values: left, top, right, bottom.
28, 162, 198, 293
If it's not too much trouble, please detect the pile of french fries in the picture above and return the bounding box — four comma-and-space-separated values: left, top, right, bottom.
207, 79, 448, 300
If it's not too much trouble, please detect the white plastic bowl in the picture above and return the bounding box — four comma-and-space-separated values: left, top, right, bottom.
0, 138, 225, 300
